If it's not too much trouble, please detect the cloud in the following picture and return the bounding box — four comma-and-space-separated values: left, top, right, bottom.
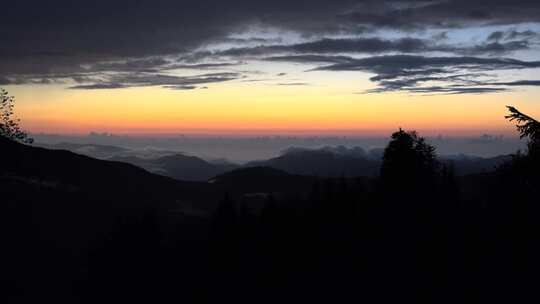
276, 82, 310, 86
218, 37, 284, 44
340, 1, 540, 30
69, 83, 128, 90
312, 55, 540, 72
265, 55, 355, 64
487, 31, 506, 42
386, 86, 508, 95
268, 54, 540, 94
164, 62, 244, 70
86, 58, 171, 73
506, 30, 539, 40
0, 0, 363, 76
1, 0, 539, 95
0, 77, 11, 85
2, 1, 539, 73
219, 38, 433, 56
0, 75, 72, 85
467, 134, 505, 144
487, 29, 539, 42
485, 80, 540, 86
162, 85, 198, 90
432, 32, 449, 41
68, 72, 241, 90
214, 36, 531, 60
463, 41, 530, 55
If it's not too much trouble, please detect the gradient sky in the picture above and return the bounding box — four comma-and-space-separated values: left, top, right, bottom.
2, 1, 540, 136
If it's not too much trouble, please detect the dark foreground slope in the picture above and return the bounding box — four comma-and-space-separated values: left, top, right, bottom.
1, 136, 217, 206
0, 138, 330, 303
0, 137, 222, 302
2, 135, 540, 303
209, 166, 316, 195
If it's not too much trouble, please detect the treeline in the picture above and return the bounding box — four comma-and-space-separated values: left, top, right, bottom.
203, 125, 539, 303
81, 110, 539, 303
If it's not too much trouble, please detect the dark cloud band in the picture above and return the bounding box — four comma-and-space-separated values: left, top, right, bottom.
1, 0, 539, 95
267, 54, 540, 94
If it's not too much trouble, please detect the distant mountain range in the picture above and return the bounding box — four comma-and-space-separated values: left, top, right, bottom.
1, 137, 336, 260
4, 139, 322, 210
247, 148, 381, 177
38, 142, 512, 181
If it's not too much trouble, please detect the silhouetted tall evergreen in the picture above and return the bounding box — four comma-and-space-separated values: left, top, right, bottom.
380, 128, 438, 203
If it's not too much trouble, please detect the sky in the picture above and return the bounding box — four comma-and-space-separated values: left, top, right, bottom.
2, 0, 540, 137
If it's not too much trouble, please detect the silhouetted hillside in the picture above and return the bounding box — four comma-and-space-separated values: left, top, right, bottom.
248, 147, 511, 178
248, 148, 381, 177
0, 137, 222, 210
441, 154, 511, 175
110, 153, 238, 181
1, 137, 226, 302
41, 142, 129, 158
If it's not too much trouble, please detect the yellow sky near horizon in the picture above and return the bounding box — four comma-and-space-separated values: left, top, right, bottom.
6, 81, 540, 137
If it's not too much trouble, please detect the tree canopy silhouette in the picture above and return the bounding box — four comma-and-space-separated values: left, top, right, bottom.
0, 88, 33, 144
380, 129, 437, 194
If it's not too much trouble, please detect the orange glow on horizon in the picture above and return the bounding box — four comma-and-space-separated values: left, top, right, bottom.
7, 82, 540, 137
